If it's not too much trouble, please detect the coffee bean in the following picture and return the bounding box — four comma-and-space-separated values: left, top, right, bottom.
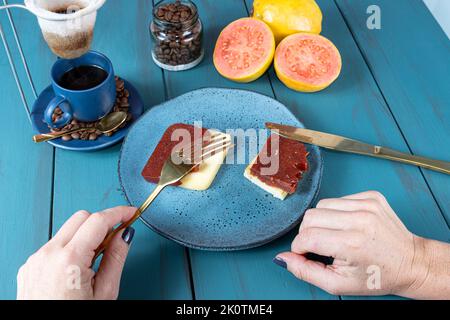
80, 132, 89, 140
116, 80, 125, 91
71, 132, 80, 139
89, 133, 97, 140
62, 135, 72, 141
180, 11, 189, 19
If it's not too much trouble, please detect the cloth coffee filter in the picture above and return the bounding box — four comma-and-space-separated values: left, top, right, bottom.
3, 0, 107, 58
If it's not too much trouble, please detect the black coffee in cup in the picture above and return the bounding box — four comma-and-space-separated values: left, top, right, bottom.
58, 65, 108, 91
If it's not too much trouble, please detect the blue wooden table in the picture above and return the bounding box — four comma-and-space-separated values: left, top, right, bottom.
0, 0, 448, 300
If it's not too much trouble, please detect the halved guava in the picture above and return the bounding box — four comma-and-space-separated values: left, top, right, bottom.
213, 18, 275, 83
274, 33, 342, 92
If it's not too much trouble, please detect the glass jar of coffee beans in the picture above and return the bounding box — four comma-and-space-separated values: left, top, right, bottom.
150, 0, 204, 71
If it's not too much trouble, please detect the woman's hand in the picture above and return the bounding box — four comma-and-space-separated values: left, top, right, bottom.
274, 191, 450, 299
17, 206, 136, 300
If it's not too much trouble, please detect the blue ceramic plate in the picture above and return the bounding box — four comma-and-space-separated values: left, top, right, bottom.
119, 88, 322, 250
30, 79, 144, 152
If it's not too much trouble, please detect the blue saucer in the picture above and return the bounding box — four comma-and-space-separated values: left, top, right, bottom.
119, 88, 323, 250
31, 79, 144, 151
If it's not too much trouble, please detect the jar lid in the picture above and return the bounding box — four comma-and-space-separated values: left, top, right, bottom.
153, 0, 199, 29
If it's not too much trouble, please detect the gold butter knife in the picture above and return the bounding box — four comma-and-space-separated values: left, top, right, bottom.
266, 122, 450, 175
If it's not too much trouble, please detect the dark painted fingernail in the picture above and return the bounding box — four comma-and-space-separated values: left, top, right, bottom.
122, 227, 135, 245
272, 257, 287, 269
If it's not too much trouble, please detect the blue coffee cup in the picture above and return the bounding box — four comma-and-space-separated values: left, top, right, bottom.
45, 50, 116, 128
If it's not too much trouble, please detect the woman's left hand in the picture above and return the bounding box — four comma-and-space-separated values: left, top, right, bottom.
17, 206, 136, 300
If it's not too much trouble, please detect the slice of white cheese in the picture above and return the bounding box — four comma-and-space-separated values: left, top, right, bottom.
243, 157, 288, 200
180, 130, 231, 191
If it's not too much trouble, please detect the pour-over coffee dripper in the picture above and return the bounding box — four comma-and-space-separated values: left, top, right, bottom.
1, 0, 106, 59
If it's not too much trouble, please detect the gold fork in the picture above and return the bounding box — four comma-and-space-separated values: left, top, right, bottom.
92, 132, 233, 263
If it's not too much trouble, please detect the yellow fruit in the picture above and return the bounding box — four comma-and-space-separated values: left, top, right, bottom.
252, 0, 322, 43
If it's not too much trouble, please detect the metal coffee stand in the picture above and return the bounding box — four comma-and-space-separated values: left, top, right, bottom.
0, 1, 36, 123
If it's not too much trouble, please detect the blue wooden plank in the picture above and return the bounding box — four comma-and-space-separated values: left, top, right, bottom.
335, 0, 450, 223
8, 0, 193, 299
161, 0, 335, 300
0, 12, 53, 299
245, 0, 449, 299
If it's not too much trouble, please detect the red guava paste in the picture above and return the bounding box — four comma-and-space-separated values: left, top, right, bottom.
250, 134, 308, 194
141, 123, 208, 184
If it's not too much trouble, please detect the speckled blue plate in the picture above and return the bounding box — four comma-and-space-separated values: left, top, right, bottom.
30, 79, 144, 152
119, 88, 322, 250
